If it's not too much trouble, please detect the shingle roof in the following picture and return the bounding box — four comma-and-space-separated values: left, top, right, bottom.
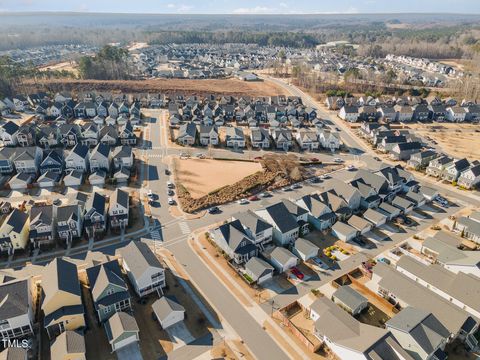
261, 202, 299, 233
151, 296, 185, 323
117, 241, 163, 281
386, 307, 449, 355
4, 209, 28, 233
232, 210, 272, 234
270, 247, 296, 265
294, 238, 319, 256
51, 330, 86, 358
42, 258, 81, 308
111, 189, 129, 209
333, 286, 368, 311
86, 260, 127, 303
0, 278, 30, 319
245, 257, 274, 279
104, 311, 139, 342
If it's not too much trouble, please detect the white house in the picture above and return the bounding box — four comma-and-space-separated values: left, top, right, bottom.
269, 247, 298, 273
256, 202, 300, 246
152, 297, 185, 329
292, 238, 319, 261
109, 189, 129, 230
0, 278, 34, 341
104, 312, 139, 353
331, 221, 358, 242
65, 144, 90, 172
244, 257, 274, 284
117, 241, 165, 297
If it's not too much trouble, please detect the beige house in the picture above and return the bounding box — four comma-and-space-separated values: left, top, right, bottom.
104, 311, 140, 352
41, 258, 86, 338
0, 209, 30, 255
50, 330, 86, 360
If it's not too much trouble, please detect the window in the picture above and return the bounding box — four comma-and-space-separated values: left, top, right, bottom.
106, 288, 114, 295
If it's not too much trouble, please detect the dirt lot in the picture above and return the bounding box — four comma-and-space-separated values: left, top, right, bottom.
174, 158, 263, 198
38, 61, 79, 76
399, 123, 480, 160
23, 78, 287, 97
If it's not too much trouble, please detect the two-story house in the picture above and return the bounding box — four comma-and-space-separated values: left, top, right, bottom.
0, 209, 30, 255
231, 210, 274, 249
211, 219, 258, 264
29, 204, 55, 248
40, 150, 63, 174
296, 194, 336, 230
198, 125, 219, 146
13, 147, 42, 174
0, 278, 34, 341
65, 145, 90, 173
89, 144, 111, 172
109, 189, 129, 230
56, 205, 82, 245
84, 193, 107, 239
250, 127, 270, 149
117, 241, 166, 298
86, 260, 131, 322
42, 258, 85, 338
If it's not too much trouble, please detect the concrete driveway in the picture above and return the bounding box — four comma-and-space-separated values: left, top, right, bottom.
165, 322, 195, 350
116, 342, 143, 360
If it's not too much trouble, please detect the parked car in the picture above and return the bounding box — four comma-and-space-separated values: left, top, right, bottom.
164, 169, 170, 175
238, 199, 249, 205
320, 174, 330, 180
434, 195, 448, 207
179, 152, 190, 158
195, 153, 206, 159
291, 183, 302, 189
347, 164, 356, 171
312, 257, 329, 270
254, 156, 263, 161
333, 158, 344, 163
260, 192, 271, 198
248, 195, 259, 201
167, 181, 175, 189
147, 189, 154, 198
291, 267, 304, 280
308, 177, 320, 184
373, 156, 381, 161
168, 198, 175, 205
167, 189, 174, 196
208, 206, 220, 214
310, 157, 319, 162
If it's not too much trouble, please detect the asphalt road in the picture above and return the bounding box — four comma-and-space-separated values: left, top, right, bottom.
144, 112, 292, 360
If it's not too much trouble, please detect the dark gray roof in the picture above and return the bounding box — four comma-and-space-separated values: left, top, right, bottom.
233, 210, 272, 234
217, 219, 255, 254
261, 202, 299, 233
42, 258, 81, 298
5, 209, 28, 233
0, 278, 30, 319
86, 193, 106, 215
56, 205, 79, 223
111, 189, 129, 209
71, 144, 89, 158
91, 143, 110, 158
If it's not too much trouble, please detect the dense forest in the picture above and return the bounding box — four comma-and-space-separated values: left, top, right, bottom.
78, 45, 132, 80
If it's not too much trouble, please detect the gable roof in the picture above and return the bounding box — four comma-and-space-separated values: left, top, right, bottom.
117, 241, 163, 281
151, 296, 185, 323
333, 286, 368, 311
386, 307, 449, 355
51, 330, 86, 358
232, 210, 272, 234
104, 311, 139, 342
0, 278, 30, 319
87, 260, 127, 303
111, 189, 129, 209
260, 202, 299, 233
42, 258, 81, 307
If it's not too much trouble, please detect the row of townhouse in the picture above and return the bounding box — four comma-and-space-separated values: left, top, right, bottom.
176, 123, 341, 151
0, 189, 130, 254
338, 102, 479, 123
0, 144, 134, 189
0, 240, 165, 358
360, 122, 480, 189
5, 92, 141, 120
210, 165, 427, 268
426, 156, 480, 189
0, 120, 137, 149
453, 211, 480, 245
368, 262, 479, 354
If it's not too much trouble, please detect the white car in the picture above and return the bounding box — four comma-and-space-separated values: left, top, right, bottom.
347, 164, 356, 171
260, 192, 270, 198
237, 199, 249, 205
167, 181, 174, 188
333, 158, 344, 163
146, 189, 153, 198
168, 198, 175, 205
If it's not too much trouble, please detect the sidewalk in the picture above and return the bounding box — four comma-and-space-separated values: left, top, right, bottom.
190, 234, 312, 360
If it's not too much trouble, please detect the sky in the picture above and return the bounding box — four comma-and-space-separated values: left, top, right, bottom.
0, 0, 478, 14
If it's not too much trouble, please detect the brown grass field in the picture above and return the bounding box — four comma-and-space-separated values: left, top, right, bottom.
406, 123, 480, 160
174, 158, 263, 198
23, 78, 287, 97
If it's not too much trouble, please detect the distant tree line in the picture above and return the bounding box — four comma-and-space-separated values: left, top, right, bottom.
78, 45, 132, 80
149, 31, 319, 48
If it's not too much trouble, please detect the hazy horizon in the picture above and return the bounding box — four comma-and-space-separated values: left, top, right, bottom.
0, 0, 479, 15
